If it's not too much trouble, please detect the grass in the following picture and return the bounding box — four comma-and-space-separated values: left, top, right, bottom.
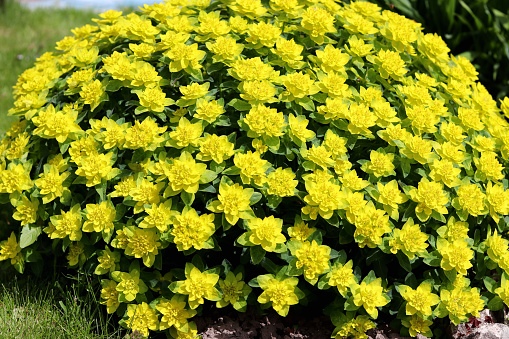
0, 275, 130, 339
0, 0, 99, 134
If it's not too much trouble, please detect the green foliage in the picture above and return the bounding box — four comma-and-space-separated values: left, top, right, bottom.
372, 0, 509, 99
2, 0, 509, 338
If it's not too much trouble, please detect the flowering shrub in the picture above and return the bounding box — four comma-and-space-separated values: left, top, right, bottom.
2, 0, 509, 338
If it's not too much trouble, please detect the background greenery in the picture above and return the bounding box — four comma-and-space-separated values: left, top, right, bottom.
371, 0, 509, 101
0, 0, 98, 134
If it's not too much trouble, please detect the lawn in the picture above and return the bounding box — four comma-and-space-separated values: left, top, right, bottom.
0, 0, 99, 135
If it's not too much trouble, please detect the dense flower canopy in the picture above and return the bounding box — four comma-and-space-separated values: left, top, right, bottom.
1, 0, 509, 338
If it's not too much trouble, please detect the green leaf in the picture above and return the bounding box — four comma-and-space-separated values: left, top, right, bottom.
199, 170, 217, 184
487, 296, 504, 311
249, 192, 262, 205
344, 297, 359, 311
250, 246, 266, 265
267, 195, 282, 209
296, 97, 315, 111
483, 277, 498, 294
20, 226, 42, 249
181, 191, 195, 206
396, 252, 412, 273
228, 98, 251, 111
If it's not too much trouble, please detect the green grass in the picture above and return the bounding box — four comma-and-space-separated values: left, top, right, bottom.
0, 275, 130, 339
0, 0, 98, 135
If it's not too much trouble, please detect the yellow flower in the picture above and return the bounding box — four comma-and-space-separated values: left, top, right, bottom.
452, 183, 488, 218
171, 207, 216, 251
66, 241, 85, 267
46, 204, 82, 241
327, 260, 357, 297
288, 113, 315, 144
293, 240, 331, 281
129, 178, 165, 213
75, 151, 118, 187
429, 159, 462, 188
371, 49, 407, 80
495, 278, 509, 308
207, 181, 255, 225
346, 103, 377, 137
164, 151, 207, 195
440, 286, 484, 325
229, 16, 249, 33
12, 195, 39, 226
100, 279, 120, 314
287, 219, 315, 242
217, 271, 252, 310
272, 37, 305, 69
317, 72, 351, 99
139, 200, 174, 232
83, 201, 116, 234
440, 216, 469, 242
402, 315, 434, 338
486, 181, 509, 223
234, 151, 270, 186
136, 86, 174, 113
239, 80, 277, 105
168, 117, 203, 148
408, 178, 449, 222
246, 21, 281, 48
206, 36, 244, 63
352, 201, 391, 248
373, 180, 408, 220
94, 246, 120, 275
156, 296, 197, 331
303, 173, 348, 220
229, 57, 279, 82
346, 34, 374, 57
124, 117, 167, 151
340, 169, 370, 191
302, 145, 335, 170
0, 232, 22, 265
165, 42, 206, 73
322, 130, 347, 159
79, 79, 107, 112
418, 33, 450, 64
257, 275, 301, 316
246, 216, 286, 252
474, 151, 504, 182
351, 278, 389, 319
389, 218, 428, 259
361, 150, 395, 177
301, 6, 336, 44
486, 230, 508, 264
179, 82, 210, 102
110, 175, 136, 198
32, 104, 82, 143
176, 264, 221, 309
124, 227, 161, 267
243, 104, 286, 139
315, 44, 350, 74
399, 282, 440, 316
125, 303, 158, 338
197, 134, 235, 164
280, 71, 320, 101
228, 0, 267, 19
194, 98, 225, 123
437, 238, 473, 275
266, 167, 298, 197
113, 267, 148, 302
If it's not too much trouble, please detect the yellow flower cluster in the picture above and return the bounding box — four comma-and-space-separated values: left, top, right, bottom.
2, 0, 509, 338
